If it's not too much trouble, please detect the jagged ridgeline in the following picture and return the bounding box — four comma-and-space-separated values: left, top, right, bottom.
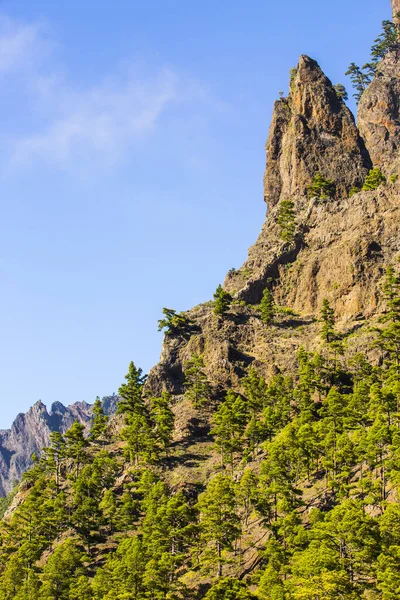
2, 1, 400, 599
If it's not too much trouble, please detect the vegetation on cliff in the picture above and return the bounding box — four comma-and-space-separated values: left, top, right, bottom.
1, 3, 400, 599
0, 266, 400, 599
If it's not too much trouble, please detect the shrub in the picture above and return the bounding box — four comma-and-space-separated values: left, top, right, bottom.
362, 168, 386, 191
289, 67, 297, 93
334, 83, 348, 101
307, 173, 335, 199
348, 186, 361, 197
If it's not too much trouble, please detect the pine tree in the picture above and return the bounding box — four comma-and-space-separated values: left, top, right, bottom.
334, 83, 348, 101
260, 287, 275, 325
277, 200, 295, 242
158, 308, 189, 334
149, 392, 175, 454
117, 361, 147, 416
320, 299, 335, 343
68, 576, 93, 600
40, 539, 87, 600
383, 266, 400, 322
371, 20, 398, 64
345, 63, 372, 102
121, 413, 154, 464
184, 354, 211, 407
99, 489, 117, 532
89, 397, 109, 443
242, 367, 268, 415
212, 390, 248, 468
64, 422, 88, 480
378, 267, 400, 376
213, 285, 232, 316
197, 474, 241, 578
205, 578, 258, 599
42, 432, 66, 490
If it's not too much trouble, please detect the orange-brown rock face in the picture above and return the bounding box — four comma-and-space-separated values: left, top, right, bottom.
358, 52, 400, 177
392, 0, 400, 21
264, 56, 371, 207
147, 28, 400, 402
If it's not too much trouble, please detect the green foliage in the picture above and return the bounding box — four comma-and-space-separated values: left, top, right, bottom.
158, 308, 189, 334
0, 488, 16, 519
289, 67, 297, 93
197, 474, 241, 577
260, 287, 275, 325
40, 540, 87, 600
117, 361, 146, 416
149, 392, 175, 453
184, 353, 211, 407
362, 167, 386, 191
346, 20, 398, 102
307, 173, 335, 199
333, 83, 348, 101
64, 422, 88, 480
371, 20, 398, 64
277, 200, 295, 242
205, 578, 258, 599
389, 173, 398, 184
89, 396, 109, 442
3, 253, 400, 600
212, 390, 248, 468
213, 285, 232, 316
320, 298, 335, 343
348, 185, 360, 197
345, 62, 372, 102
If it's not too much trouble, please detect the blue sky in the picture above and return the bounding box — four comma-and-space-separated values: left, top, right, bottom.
0, 0, 390, 428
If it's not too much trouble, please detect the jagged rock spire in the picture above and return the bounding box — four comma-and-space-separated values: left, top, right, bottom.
264, 56, 371, 208
358, 2, 400, 176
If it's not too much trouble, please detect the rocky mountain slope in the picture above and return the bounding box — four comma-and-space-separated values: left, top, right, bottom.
0, 2, 399, 599
0, 395, 118, 496
146, 45, 400, 403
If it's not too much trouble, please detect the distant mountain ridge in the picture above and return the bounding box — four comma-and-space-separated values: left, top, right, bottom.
0, 396, 118, 496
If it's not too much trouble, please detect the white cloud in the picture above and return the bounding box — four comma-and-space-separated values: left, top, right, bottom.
11, 69, 180, 166
0, 16, 213, 169
0, 18, 46, 73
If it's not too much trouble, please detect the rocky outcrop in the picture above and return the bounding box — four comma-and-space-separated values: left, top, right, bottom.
357, 0, 400, 175
358, 54, 400, 177
0, 395, 118, 496
264, 55, 371, 207
147, 51, 400, 408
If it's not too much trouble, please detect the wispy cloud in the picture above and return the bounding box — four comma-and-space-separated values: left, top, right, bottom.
0, 16, 215, 170
0, 18, 47, 73
12, 69, 180, 166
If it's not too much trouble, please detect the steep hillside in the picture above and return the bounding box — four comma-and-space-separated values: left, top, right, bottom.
0, 2, 399, 599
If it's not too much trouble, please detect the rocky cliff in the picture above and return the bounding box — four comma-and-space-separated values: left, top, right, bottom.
0, 396, 118, 496
357, 0, 400, 177
1, 4, 400, 598
146, 47, 400, 411
264, 55, 370, 207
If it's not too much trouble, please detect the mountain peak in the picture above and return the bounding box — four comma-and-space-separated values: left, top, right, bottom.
264, 56, 371, 208
50, 401, 67, 415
